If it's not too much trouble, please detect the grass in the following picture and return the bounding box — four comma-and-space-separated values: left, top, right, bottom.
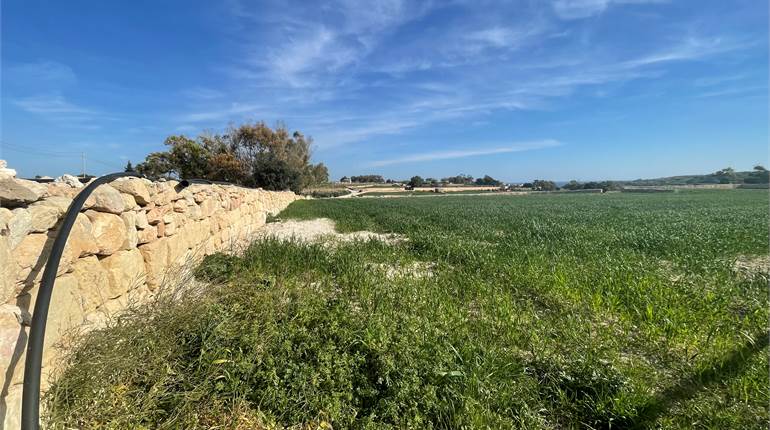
46, 190, 769, 429
362, 189, 502, 197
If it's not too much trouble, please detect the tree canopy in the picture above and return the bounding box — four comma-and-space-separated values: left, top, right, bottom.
136, 122, 328, 192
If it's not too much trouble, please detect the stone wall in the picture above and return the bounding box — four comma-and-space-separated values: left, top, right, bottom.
0, 164, 301, 428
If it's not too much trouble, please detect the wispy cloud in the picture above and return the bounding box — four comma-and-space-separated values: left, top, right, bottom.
179, 102, 264, 122
13, 94, 95, 115
5, 60, 77, 87
181, 87, 225, 100
552, 0, 666, 20
174, 0, 756, 151
621, 36, 745, 67
697, 85, 767, 98
368, 140, 562, 166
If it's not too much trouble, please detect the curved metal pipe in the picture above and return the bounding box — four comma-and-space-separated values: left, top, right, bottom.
21, 172, 140, 430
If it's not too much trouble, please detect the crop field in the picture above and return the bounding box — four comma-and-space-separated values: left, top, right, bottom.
47, 191, 769, 429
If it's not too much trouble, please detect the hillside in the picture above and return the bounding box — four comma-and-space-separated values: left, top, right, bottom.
623, 168, 768, 186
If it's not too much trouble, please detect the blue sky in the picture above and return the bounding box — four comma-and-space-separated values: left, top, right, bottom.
1, 0, 767, 182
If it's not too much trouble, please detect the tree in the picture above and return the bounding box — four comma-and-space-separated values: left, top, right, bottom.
165, 135, 211, 179
442, 174, 474, 184
135, 122, 327, 189
124, 160, 134, 172
532, 179, 557, 191
350, 175, 384, 183
252, 153, 302, 193
311, 163, 329, 184
136, 152, 174, 179
745, 164, 770, 184
475, 175, 502, 186
208, 152, 247, 183
408, 176, 424, 188
713, 167, 738, 184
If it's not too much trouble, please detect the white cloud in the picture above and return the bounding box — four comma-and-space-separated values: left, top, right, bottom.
368, 140, 562, 166
552, 0, 666, 20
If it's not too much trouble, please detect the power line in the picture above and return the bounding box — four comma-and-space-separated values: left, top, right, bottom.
0, 140, 126, 172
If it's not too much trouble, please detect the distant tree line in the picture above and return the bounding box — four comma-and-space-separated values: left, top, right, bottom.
350, 175, 385, 183
341, 173, 504, 188
561, 180, 621, 192
135, 122, 328, 193
521, 179, 557, 191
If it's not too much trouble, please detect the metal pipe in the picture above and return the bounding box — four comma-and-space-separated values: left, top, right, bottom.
21, 172, 140, 430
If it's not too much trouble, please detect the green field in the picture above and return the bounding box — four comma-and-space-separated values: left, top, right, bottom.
362, 189, 502, 197
47, 191, 769, 429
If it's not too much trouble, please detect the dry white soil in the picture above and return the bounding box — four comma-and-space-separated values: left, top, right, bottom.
255, 218, 403, 245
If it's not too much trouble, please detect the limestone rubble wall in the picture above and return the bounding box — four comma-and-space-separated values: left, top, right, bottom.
0, 170, 302, 428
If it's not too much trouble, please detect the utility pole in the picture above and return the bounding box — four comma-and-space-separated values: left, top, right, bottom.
81, 152, 85, 178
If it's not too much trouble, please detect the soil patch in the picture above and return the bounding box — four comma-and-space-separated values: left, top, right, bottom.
256, 218, 404, 245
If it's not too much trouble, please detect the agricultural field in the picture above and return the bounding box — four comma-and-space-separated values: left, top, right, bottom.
47, 190, 769, 429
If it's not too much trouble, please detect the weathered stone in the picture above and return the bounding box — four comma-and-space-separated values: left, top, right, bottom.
167, 235, 189, 265
135, 210, 149, 229
120, 212, 138, 249
137, 225, 157, 244
139, 238, 169, 288
121, 193, 138, 211
84, 210, 126, 255
35, 196, 71, 214
156, 221, 166, 237
0, 236, 14, 303
111, 178, 151, 205
54, 174, 84, 188
71, 255, 111, 310
187, 204, 203, 220
45, 182, 79, 198
146, 207, 166, 225
0, 306, 24, 391
13, 232, 76, 288
26, 274, 83, 352
13, 233, 49, 271
200, 198, 219, 217
153, 189, 177, 206
164, 221, 177, 236
27, 202, 61, 232
63, 213, 99, 258
0, 207, 12, 232
85, 184, 124, 214
100, 249, 146, 298
8, 208, 32, 249
173, 200, 188, 213
0, 177, 45, 207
